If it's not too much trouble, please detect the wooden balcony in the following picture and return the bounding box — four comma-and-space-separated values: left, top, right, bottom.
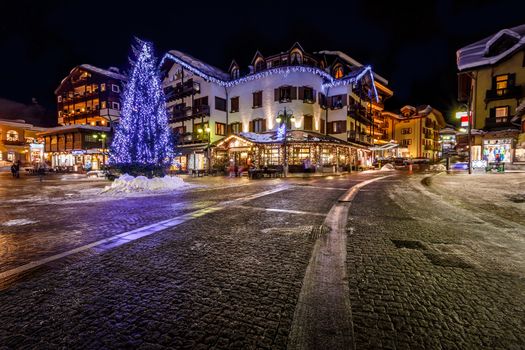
347, 131, 372, 145
2, 139, 26, 146
169, 105, 210, 123
165, 80, 200, 102
484, 117, 517, 130
347, 104, 372, 124
485, 85, 521, 101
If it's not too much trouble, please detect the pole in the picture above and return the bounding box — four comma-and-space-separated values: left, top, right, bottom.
284, 107, 288, 178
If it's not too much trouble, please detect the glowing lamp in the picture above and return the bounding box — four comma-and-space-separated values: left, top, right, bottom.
197, 128, 203, 133
205, 127, 211, 133
276, 116, 282, 123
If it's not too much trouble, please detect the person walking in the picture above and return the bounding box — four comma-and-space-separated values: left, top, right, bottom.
15, 161, 21, 178
37, 162, 45, 182
10, 163, 16, 178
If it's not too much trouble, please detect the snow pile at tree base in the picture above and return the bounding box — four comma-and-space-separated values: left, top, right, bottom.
103, 174, 192, 194
380, 163, 396, 171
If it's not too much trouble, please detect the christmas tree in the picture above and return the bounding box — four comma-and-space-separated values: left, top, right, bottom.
109, 38, 174, 177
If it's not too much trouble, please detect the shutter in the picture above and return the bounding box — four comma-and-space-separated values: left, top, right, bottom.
262, 118, 267, 132
327, 96, 333, 109
341, 94, 347, 106
274, 89, 279, 101
318, 92, 323, 106
341, 121, 347, 133
313, 90, 317, 103
491, 76, 497, 90
228, 124, 233, 134
320, 119, 325, 134
509, 73, 516, 87
258, 92, 263, 107
489, 108, 495, 118
249, 121, 254, 132
298, 87, 304, 100
291, 87, 297, 100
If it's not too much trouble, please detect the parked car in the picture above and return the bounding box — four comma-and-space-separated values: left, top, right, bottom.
451, 162, 468, 170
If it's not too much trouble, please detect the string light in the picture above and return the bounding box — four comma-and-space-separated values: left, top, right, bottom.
161, 53, 379, 101
110, 38, 174, 169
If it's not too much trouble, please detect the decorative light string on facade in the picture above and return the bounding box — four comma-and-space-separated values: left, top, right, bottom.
161, 53, 379, 101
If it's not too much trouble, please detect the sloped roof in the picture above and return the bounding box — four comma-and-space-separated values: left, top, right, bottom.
79, 64, 127, 81
457, 24, 525, 71
165, 50, 230, 81
317, 50, 389, 84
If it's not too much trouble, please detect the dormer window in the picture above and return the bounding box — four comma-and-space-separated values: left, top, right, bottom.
255, 58, 266, 72
485, 32, 520, 57
333, 65, 344, 79
291, 51, 303, 65
231, 67, 240, 79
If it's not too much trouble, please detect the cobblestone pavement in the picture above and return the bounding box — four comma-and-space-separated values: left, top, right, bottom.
346, 175, 525, 349
0, 171, 372, 349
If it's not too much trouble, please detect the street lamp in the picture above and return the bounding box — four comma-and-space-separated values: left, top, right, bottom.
92, 132, 107, 169
276, 107, 295, 177
197, 126, 211, 172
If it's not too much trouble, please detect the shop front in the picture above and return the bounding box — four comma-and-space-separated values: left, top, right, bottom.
212, 131, 369, 174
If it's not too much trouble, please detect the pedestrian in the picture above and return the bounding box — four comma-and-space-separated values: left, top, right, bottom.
234, 164, 239, 177
37, 162, 45, 182
14, 161, 20, 178
10, 163, 16, 178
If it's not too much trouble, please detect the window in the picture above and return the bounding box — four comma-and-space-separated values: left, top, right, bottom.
276, 86, 296, 102
327, 121, 346, 134
84, 134, 98, 143
6, 130, 19, 141
290, 51, 303, 65
333, 65, 344, 79
215, 96, 227, 112
230, 97, 239, 113
401, 139, 412, 146
251, 119, 266, 133
300, 87, 314, 103
111, 84, 120, 93
101, 101, 107, 109
215, 122, 226, 136
100, 83, 106, 92
495, 74, 508, 95
173, 126, 186, 135
330, 95, 346, 109
495, 106, 509, 123
303, 115, 313, 130
255, 58, 266, 72
112, 102, 120, 110
401, 128, 412, 134
57, 96, 62, 103
231, 67, 239, 79
229, 122, 242, 134
252, 91, 262, 108
7, 152, 14, 162
319, 93, 327, 109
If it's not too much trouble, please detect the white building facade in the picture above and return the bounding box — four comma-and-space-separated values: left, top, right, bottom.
160, 43, 388, 173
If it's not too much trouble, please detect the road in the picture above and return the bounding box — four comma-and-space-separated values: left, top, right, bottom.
0, 171, 523, 349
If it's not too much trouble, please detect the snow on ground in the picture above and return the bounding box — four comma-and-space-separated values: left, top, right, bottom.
2, 219, 38, 226
380, 164, 395, 171
102, 174, 195, 194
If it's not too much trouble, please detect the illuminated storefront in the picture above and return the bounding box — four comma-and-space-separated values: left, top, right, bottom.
212, 131, 370, 173
483, 139, 513, 163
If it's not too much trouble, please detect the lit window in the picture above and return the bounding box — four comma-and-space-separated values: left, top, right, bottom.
495, 75, 508, 93
57, 96, 62, 102
333, 65, 344, 79
495, 106, 508, 123
100, 83, 106, 92
231, 68, 239, 79
101, 101, 107, 109
6, 130, 19, 141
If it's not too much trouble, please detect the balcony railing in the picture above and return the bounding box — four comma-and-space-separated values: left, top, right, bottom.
485, 85, 521, 101
347, 131, 372, 145
347, 104, 372, 124
165, 80, 200, 101
484, 117, 516, 129
170, 105, 210, 123
2, 139, 26, 146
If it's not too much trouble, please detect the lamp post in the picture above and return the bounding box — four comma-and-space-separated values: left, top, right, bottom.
198, 126, 211, 172
276, 107, 295, 177
92, 132, 107, 169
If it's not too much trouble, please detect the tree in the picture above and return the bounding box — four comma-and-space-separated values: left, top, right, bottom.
109, 38, 174, 177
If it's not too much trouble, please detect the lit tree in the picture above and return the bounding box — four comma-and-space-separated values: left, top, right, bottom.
110, 37, 174, 176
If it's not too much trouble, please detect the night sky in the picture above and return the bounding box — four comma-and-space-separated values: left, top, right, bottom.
1, 0, 524, 125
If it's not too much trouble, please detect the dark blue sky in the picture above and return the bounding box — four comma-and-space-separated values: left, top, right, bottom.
1, 0, 524, 124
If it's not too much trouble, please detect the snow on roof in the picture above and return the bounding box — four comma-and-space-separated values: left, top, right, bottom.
239, 132, 282, 143
80, 64, 127, 81
317, 50, 389, 84
457, 24, 525, 71
166, 50, 230, 81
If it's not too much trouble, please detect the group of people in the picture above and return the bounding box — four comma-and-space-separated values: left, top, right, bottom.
10, 161, 47, 181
